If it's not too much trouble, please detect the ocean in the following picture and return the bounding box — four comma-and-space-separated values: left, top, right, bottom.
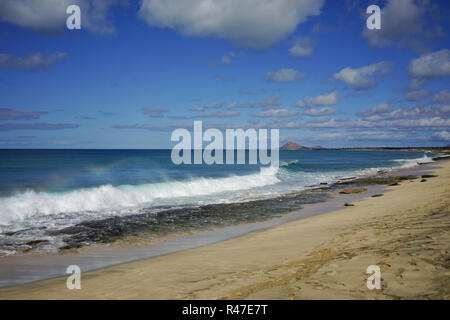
0, 149, 435, 255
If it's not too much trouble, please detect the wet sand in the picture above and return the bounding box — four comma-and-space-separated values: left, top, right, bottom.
0, 160, 449, 299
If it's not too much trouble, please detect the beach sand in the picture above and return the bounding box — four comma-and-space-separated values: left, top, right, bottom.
0, 160, 449, 300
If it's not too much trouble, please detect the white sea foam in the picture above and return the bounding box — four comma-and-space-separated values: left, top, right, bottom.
0, 153, 435, 228
393, 154, 434, 169
0, 168, 280, 226
280, 160, 299, 167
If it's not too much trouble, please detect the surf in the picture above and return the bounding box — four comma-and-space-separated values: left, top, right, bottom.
0, 167, 280, 226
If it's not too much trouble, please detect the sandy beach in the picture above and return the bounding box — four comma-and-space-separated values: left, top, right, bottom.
0, 160, 449, 300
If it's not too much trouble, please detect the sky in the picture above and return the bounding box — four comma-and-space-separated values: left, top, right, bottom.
0, 0, 449, 149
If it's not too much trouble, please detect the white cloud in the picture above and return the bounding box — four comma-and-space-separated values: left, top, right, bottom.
408, 49, 450, 78
432, 90, 450, 103
362, 0, 428, 50
141, 106, 168, 118
311, 132, 344, 140
357, 103, 393, 118
313, 131, 407, 141
0, 52, 67, 70
289, 37, 315, 58
333, 62, 392, 90
405, 89, 432, 101
358, 104, 450, 121
221, 56, 232, 65
408, 49, 450, 89
432, 131, 450, 141
264, 68, 305, 83
300, 107, 335, 116
189, 103, 222, 112
0, 0, 123, 34
139, 0, 325, 50
296, 91, 338, 107
251, 109, 299, 117
221, 51, 236, 65
201, 111, 239, 118
227, 95, 281, 109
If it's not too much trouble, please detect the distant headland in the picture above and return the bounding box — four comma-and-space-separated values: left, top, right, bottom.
280, 142, 326, 150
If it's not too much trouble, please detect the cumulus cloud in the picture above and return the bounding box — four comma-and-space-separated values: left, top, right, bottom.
0, 52, 67, 70
358, 103, 450, 121
189, 103, 222, 112
221, 51, 235, 65
305, 116, 450, 130
333, 62, 392, 90
201, 111, 239, 118
312, 131, 407, 142
432, 90, 450, 103
295, 91, 338, 107
311, 132, 344, 140
221, 56, 232, 65
0, 0, 123, 35
408, 50, 450, 78
113, 124, 172, 131
300, 107, 335, 116
289, 37, 315, 58
408, 49, 450, 89
362, 0, 430, 51
139, 0, 325, 50
227, 95, 281, 109
432, 130, 450, 141
0, 123, 79, 131
264, 68, 305, 83
251, 109, 299, 117
141, 106, 168, 118
357, 103, 393, 118
0, 107, 47, 120
405, 89, 432, 101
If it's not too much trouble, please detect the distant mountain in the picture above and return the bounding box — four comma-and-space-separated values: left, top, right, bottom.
280, 142, 307, 150
280, 142, 326, 150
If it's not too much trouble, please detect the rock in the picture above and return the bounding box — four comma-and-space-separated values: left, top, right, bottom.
320, 182, 328, 185
420, 179, 427, 182
339, 187, 367, 194
389, 182, 399, 186
372, 194, 383, 197
335, 175, 417, 187
344, 203, 355, 206
421, 174, 437, 178
25, 240, 49, 246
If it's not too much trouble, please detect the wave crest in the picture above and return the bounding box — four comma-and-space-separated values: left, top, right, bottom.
0, 168, 280, 225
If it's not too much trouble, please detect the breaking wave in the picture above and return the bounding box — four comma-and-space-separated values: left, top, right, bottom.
0, 168, 280, 225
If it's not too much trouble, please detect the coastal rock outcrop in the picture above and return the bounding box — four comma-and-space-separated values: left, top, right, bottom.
339, 187, 367, 194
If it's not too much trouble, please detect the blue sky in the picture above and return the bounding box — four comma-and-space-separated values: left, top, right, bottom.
0, 0, 449, 148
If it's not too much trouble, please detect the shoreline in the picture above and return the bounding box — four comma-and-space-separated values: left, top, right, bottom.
0, 160, 448, 299
0, 156, 436, 288
0, 182, 386, 288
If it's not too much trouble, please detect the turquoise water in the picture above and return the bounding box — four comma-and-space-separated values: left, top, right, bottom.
0, 149, 436, 254
0, 149, 433, 227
